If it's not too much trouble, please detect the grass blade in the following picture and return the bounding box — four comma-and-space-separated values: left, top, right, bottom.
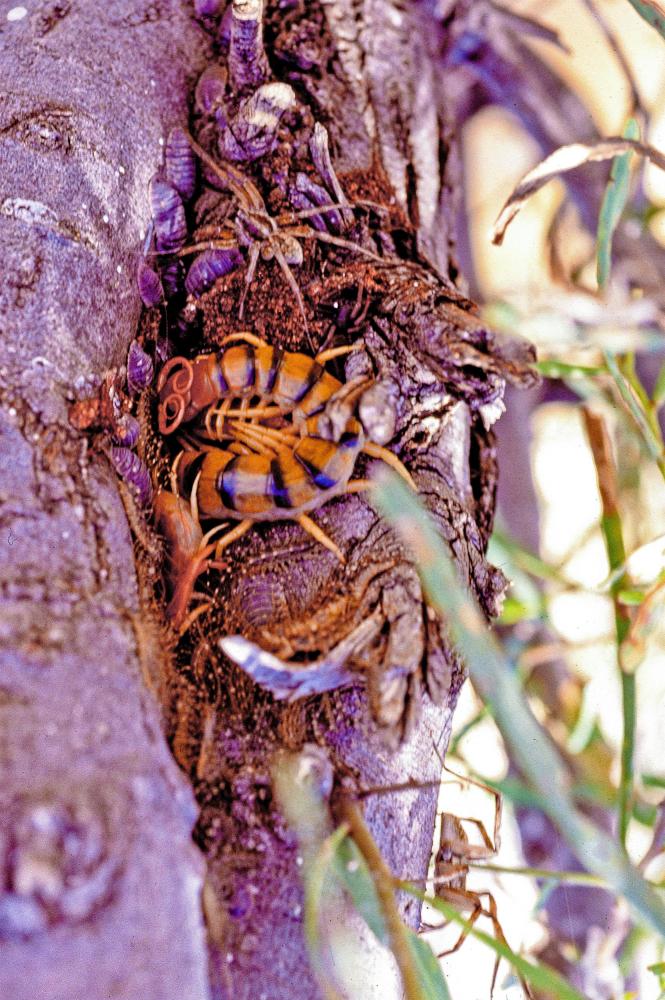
624, 0, 665, 39
596, 118, 639, 288
402, 885, 586, 1000
372, 470, 665, 938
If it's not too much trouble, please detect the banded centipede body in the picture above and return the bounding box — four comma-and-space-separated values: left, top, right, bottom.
157, 331, 347, 435
155, 332, 415, 627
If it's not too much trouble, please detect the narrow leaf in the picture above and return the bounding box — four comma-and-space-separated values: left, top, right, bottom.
405, 931, 452, 1000
624, 0, 665, 38
596, 119, 639, 288
492, 137, 665, 245
404, 886, 586, 1000
652, 359, 665, 408
332, 836, 389, 945
373, 470, 665, 938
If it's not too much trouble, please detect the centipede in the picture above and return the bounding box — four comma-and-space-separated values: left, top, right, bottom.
155, 331, 415, 628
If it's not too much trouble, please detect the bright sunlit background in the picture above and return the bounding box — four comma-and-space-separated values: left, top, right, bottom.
435, 1, 665, 997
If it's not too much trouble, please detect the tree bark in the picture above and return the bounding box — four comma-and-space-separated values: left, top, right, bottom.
0, 4, 212, 998
0, 2, 534, 999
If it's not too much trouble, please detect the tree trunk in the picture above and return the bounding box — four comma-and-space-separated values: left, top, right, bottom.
0, 3, 534, 999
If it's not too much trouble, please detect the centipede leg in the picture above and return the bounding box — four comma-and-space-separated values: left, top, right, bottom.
177, 601, 213, 638
362, 441, 416, 490
315, 344, 358, 364
297, 515, 344, 563
343, 479, 372, 494
213, 519, 254, 559
167, 525, 229, 630
229, 420, 297, 455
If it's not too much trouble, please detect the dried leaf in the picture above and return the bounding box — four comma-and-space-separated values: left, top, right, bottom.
492, 137, 665, 245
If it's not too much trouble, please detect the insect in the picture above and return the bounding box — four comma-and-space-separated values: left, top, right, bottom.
427, 770, 533, 999
165, 126, 197, 201
110, 447, 153, 508
164, 134, 385, 341
155, 331, 414, 624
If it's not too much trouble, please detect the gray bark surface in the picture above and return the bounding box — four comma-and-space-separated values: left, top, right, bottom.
0, 2, 534, 999
0, 4, 212, 999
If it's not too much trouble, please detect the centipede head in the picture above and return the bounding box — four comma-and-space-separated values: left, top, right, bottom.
157, 353, 223, 434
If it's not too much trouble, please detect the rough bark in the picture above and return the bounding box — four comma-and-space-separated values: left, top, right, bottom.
0, 4, 212, 998
1, 2, 534, 999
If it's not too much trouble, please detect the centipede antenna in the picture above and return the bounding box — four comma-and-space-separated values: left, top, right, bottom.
362, 441, 416, 490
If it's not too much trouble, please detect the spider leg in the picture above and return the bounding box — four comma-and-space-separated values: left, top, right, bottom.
183, 132, 264, 212
298, 229, 386, 264
269, 237, 313, 348
239, 243, 261, 318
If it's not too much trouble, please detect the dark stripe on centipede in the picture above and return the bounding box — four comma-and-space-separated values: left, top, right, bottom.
269, 458, 292, 509
294, 450, 337, 490
294, 361, 325, 403
216, 459, 238, 511
339, 429, 360, 449
241, 344, 255, 390
214, 362, 228, 394
180, 452, 207, 496
264, 346, 284, 393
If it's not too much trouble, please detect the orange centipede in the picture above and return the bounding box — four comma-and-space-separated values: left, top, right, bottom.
157, 331, 350, 437
155, 332, 415, 626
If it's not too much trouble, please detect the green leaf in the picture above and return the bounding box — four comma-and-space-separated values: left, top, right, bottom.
624, 0, 665, 39
373, 470, 665, 939
405, 886, 587, 1000
536, 359, 605, 378
653, 359, 665, 408
597, 119, 640, 289
405, 931, 452, 1000
618, 588, 647, 606
604, 351, 665, 466
332, 836, 388, 945
643, 774, 665, 790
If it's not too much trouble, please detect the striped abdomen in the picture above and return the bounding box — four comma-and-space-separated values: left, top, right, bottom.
175, 419, 364, 521
158, 342, 343, 433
